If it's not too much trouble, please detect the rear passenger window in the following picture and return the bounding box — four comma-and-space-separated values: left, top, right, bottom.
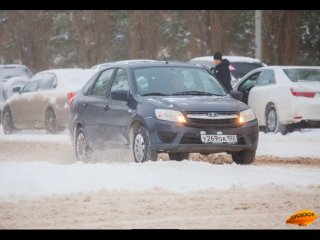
38, 74, 56, 90
90, 69, 114, 97
256, 70, 275, 86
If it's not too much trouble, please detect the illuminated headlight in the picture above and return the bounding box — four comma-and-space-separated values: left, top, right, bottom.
238, 108, 256, 124
155, 109, 186, 123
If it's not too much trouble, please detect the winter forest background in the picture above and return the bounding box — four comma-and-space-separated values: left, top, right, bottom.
0, 10, 319, 73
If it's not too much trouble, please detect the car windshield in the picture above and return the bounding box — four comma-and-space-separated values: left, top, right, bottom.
132, 66, 227, 96
283, 68, 320, 82
0, 67, 32, 79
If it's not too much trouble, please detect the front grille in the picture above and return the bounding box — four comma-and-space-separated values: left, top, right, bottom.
185, 111, 239, 128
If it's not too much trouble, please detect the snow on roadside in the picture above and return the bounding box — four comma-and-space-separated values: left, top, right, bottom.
0, 160, 319, 199
257, 129, 320, 158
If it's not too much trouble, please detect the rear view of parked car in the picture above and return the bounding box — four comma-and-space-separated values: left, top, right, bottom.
0, 64, 32, 122
70, 61, 259, 164
233, 66, 320, 134
2, 68, 97, 134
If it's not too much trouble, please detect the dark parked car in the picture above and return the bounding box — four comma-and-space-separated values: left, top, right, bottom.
70, 61, 259, 164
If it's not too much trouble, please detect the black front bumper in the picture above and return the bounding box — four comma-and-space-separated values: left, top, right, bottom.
145, 118, 259, 154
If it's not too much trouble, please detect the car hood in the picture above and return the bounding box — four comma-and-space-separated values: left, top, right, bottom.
143, 95, 248, 112
0, 76, 28, 84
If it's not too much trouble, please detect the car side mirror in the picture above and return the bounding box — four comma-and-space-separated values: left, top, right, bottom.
12, 86, 22, 94
229, 90, 243, 101
111, 89, 129, 101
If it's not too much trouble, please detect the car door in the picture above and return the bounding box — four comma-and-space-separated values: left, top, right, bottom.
236, 71, 262, 104
31, 73, 57, 128
79, 68, 115, 146
106, 68, 133, 145
9, 77, 40, 128
248, 69, 276, 125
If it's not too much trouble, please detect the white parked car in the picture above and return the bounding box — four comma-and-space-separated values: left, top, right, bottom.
233, 66, 320, 134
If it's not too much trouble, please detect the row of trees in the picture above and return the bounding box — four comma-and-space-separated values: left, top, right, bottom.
0, 10, 319, 73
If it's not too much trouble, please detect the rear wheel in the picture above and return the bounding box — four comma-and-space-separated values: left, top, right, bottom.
75, 127, 91, 162
168, 153, 190, 161
45, 109, 57, 134
2, 108, 14, 135
132, 126, 157, 163
265, 104, 288, 135
231, 150, 256, 164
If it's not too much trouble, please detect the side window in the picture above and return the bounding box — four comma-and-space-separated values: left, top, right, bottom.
38, 73, 56, 90
90, 68, 114, 97
22, 80, 39, 93
111, 69, 129, 92
238, 71, 261, 92
256, 70, 275, 86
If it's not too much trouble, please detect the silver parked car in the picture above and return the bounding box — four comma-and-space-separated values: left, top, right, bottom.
0, 64, 33, 122
2, 68, 98, 134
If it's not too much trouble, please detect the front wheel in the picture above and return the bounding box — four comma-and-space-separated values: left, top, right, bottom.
168, 153, 190, 161
231, 150, 256, 164
132, 126, 157, 163
2, 108, 14, 135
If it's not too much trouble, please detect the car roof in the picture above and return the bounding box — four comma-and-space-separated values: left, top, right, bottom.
262, 66, 320, 69
190, 56, 264, 64
0, 64, 30, 69
102, 61, 203, 69
91, 59, 158, 70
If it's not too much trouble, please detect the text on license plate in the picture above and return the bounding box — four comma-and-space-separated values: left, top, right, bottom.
200, 134, 237, 144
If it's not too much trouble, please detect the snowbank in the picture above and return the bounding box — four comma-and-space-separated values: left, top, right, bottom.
0, 160, 319, 199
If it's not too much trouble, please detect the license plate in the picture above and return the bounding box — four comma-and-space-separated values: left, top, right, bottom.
200, 134, 237, 144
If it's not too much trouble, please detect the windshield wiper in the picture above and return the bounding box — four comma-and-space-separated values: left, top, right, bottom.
142, 92, 169, 96
172, 91, 224, 96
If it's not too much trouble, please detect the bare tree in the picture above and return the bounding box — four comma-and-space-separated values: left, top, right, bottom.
263, 10, 301, 65
208, 10, 232, 54
5, 10, 53, 72
128, 10, 160, 59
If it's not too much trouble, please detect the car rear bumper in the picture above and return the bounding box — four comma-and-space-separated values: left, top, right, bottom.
145, 118, 259, 154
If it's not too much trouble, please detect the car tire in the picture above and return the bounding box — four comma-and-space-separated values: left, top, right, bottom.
45, 109, 57, 134
2, 108, 14, 135
132, 126, 157, 163
168, 153, 190, 161
231, 149, 256, 164
74, 126, 91, 162
265, 104, 288, 135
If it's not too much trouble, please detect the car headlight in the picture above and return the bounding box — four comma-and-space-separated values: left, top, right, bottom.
155, 109, 186, 123
238, 108, 256, 124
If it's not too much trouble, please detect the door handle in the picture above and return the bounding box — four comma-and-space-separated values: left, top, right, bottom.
104, 105, 109, 111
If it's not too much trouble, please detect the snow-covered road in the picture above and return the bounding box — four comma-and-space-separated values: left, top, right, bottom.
0, 128, 319, 199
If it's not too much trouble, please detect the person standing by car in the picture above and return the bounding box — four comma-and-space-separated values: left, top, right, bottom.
212, 52, 232, 91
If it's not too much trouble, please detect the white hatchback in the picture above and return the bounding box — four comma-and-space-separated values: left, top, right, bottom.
233, 66, 320, 134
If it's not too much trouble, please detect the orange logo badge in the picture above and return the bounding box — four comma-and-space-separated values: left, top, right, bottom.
286, 209, 318, 226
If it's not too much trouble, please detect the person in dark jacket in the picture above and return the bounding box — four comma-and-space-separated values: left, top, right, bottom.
212, 52, 232, 91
